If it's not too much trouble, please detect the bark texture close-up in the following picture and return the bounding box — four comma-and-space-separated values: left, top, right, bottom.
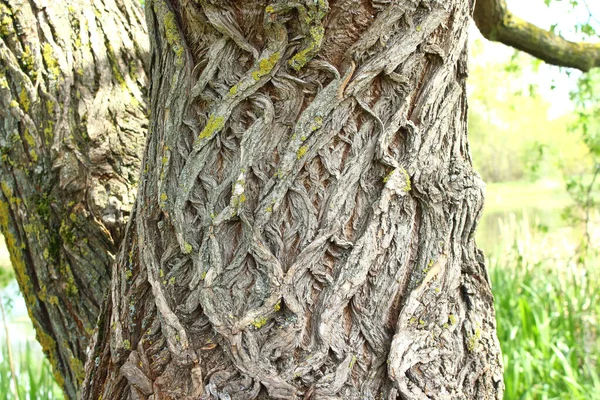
0, 0, 148, 397
83, 0, 504, 398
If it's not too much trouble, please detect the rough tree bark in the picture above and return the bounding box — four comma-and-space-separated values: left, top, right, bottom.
0, 0, 148, 397
82, 0, 504, 398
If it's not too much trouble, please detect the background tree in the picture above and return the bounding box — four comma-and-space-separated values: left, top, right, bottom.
0, 0, 598, 398
0, 0, 148, 398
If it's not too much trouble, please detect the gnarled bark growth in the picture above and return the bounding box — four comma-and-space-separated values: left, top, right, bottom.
0, 0, 148, 397
84, 0, 504, 399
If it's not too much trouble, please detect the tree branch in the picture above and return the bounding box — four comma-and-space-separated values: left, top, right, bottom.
474, 0, 600, 72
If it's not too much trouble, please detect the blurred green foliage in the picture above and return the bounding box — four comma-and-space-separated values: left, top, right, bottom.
562, 68, 600, 248
468, 41, 592, 183
0, 341, 63, 400
490, 217, 600, 400
0, 266, 13, 290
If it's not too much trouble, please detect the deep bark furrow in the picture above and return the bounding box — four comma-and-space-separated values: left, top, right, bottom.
0, 0, 148, 397
85, 0, 503, 399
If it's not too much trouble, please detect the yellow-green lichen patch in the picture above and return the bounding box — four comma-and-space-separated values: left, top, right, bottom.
467, 327, 482, 352
23, 130, 38, 162
310, 116, 323, 131
84, 325, 95, 337
160, 193, 168, 202
199, 114, 225, 139
251, 52, 281, 81
19, 87, 30, 112
46, 100, 54, 117
128, 60, 139, 81
289, 25, 325, 71
123, 339, 131, 350
59, 219, 76, 245
289, 48, 310, 72
383, 169, 394, 183
297, 145, 308, 159
183, 242, 193, 254
163, 11, 184, 65
44, 121, 55, 142
42, 43, 60, 78
0, 72, 8, 88
21, 45, 35, 70
0, 195, 36, 306
105, 42, 126, 88
349, 355, 357, 368
29, 149, 38, 162
423, 260, 433, 274
400, 167, 411, 192
69, 355, 86, 384
0, 4, 14, 37
228, 84, 238, 97
36, 326, 65, 389
251, 317, 268, 329
62, 265, 78, 297
274, 301, 281, 312
38, 285, 47, 302
448, 314, 457, 326
21, 46, 37, 80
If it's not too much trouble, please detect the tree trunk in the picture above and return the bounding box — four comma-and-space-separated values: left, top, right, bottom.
0, 0, 148, 397
83, 0, 504, 399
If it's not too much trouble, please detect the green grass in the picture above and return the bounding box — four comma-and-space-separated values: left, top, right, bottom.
489, 217, 600, 399
0, 339, 63, 399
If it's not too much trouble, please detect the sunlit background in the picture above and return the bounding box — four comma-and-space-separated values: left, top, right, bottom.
1, 0, 599, 398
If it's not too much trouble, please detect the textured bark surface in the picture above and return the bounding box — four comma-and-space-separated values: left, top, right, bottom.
0, 0, 148, 397
83, 0, 504, 399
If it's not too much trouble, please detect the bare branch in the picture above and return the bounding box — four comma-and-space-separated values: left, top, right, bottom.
474, 0, 600, 72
